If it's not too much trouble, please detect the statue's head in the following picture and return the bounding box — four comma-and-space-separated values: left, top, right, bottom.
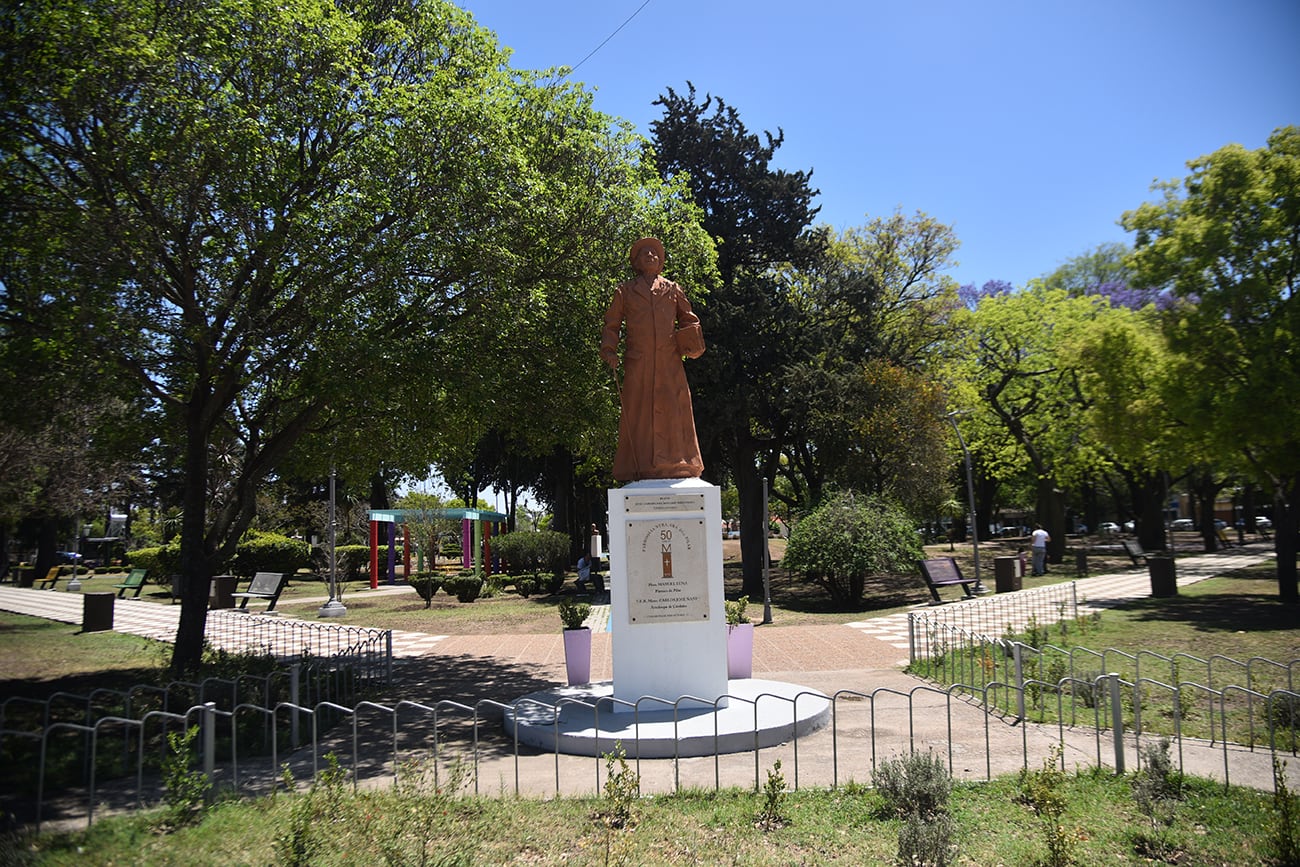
628, 237, 664, 277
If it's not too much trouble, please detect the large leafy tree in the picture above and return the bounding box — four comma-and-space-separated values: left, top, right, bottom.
649, 83, 824, 598
0, 0, 711, 671
779, 214, 961, 517
950, 287, 1120, 563
1122, 126, 1300, 601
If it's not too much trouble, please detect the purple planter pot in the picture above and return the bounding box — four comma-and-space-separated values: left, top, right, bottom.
727, 622, 754, 679
563, 627, 592, 685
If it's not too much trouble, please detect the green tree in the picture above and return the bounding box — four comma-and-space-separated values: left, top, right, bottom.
0, 0, 711, 671
1122, 126, 1300, 601
649, 83, 825, 598
1042, 242, 1133, 295
782, 491, 922, 607
778, 215, 962, 518
950, 286, 1118, 563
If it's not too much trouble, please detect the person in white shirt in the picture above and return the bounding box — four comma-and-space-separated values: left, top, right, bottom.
1030, 524, 1051, 575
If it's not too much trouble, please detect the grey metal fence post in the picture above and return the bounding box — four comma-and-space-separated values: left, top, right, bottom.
291, 664, 301, 749
1108, 673, 1125, 773
1013, 643, 1026, 721
908, 615, 916, 665
202, 701, 216, 799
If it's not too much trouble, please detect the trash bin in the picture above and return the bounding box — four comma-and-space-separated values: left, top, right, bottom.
1148, 556, 1177, 597
994, 556, 1022, 593
83, 592, 114, 632
1075, 550, 1089, 576
210, 575, 237, 609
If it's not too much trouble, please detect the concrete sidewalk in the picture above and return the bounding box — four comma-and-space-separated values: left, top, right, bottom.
0, 542, 1283, 795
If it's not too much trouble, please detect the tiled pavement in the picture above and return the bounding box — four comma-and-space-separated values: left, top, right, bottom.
0, 543, 1274, 677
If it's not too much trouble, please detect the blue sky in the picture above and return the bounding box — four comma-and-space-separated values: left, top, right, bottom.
460, 0, 1299, 290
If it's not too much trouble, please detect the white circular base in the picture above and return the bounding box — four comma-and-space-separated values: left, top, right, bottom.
317, 599, 347, 618
503, 678, 830, 758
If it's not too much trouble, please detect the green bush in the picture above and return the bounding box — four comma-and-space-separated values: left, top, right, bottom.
493, 530, 571, 580
873, 750, 953, 820
781, 491, 922, 607
126, 544, 181, 581
228, 530, 312, 577
874, 751, 959, 866
443, 571, 482, 603
406, 572, 441, 608
332, 545, 372, 582
559, 599, 591, 630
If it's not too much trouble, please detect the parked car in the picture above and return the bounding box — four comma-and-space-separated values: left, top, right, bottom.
1123, 520, 1136, 532
1255, 516, 1273, 530
1170, 518, 1194, 531
1098, 522, 1120, 535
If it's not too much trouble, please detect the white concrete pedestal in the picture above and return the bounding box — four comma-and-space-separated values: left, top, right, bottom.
608, 478, 727, 710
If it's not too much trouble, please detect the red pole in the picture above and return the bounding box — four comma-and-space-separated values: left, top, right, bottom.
403, 523, 411, 578
369, 520, 379, 590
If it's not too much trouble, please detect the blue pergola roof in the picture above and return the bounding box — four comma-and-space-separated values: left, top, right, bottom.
368, 508, 508, 523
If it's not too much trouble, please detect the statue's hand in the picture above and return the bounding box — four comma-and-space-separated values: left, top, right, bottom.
600, 347, 618, 369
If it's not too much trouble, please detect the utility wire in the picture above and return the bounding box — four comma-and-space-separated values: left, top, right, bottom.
566, 0, 653, 77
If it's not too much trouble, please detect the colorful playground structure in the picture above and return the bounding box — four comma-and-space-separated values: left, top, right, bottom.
365, 507, 509, 588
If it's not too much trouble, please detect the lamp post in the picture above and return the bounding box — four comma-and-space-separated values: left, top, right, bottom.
946, 411, 987, 592
318, 463, 346, 618
66, 524, 92, 592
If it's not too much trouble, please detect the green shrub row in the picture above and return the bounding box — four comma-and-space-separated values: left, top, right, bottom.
128, 531, 313, 579
493, 530, 569, 578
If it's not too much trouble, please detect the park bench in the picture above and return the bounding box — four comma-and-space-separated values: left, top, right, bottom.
1121, 539, 1149, 566
231, 571, 289, 611
110, 568, 149, 599
36, 566, 62, 590
917, 557, 980, 604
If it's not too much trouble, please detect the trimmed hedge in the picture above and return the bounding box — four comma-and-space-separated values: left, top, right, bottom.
228, 530, 312, 577
126, 544, 180, 582
492, 530, 570, 579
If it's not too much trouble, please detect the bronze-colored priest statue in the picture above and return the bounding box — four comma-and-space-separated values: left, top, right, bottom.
600, 237, 706, 482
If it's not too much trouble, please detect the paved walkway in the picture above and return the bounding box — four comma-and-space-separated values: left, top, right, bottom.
0, 542, 1283, 799
0, 542, 1275, 674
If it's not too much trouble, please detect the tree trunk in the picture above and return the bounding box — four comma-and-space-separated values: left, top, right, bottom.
733, 439, 768, 599
975, 471, 998, 545
1192, 473, 1226, 553
1276, 474, 1298, 604
171, 414, 215, 675
369, 472, 390, 511
1036, 478, 1066, 564
33, 517, 58, 587
1126, 470, 1168, 553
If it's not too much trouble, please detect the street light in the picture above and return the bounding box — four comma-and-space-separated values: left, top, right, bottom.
946, 410, 987, 593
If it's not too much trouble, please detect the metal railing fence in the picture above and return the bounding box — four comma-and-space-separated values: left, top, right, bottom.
7, 673, 1294, 832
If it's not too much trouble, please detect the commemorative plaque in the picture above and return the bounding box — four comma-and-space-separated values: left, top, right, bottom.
625, 518, 709, 623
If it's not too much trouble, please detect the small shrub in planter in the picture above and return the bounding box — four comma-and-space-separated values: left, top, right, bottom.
725, 595, 750, 625
444, 571, 483, 603
559, 598, 591, 630
406, 572, 441, 608
514, 574, 539, 597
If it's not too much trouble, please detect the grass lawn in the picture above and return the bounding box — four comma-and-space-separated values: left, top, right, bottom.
11, 757, 1294, 865
2, 538, 1297, 863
